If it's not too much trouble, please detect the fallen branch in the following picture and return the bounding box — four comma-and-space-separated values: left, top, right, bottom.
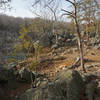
68, 48, 89, 70
68, 57, 80, 69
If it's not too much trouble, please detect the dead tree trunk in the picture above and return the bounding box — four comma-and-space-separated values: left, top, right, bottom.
73, 0, 86, 72
62, 0, 86, 72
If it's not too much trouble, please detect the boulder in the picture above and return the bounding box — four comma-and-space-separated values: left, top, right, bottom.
7, 63, 18, 78
54, 69, 84, 100
94, 45, 100, 49
85, 80, 98, 100
0, 63, 18, 82
19, 83, 66, 100
0, 65, 21, 89
95, 81, 100, 100
51, 44, 59, 49
34, 76, 49, 87
80, 69, 100, 100
18, 67, 35, 83
19, 70, 84, 100
0, 66, 8, 83
0, 88, 4, 100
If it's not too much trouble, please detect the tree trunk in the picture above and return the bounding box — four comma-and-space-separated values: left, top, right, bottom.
73, 0, 86, 72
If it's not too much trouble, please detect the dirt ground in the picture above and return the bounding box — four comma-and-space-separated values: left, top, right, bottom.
33, 46, 100, 81
3, 46, 100, 100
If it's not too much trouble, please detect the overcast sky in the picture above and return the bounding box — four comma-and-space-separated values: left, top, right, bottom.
5, 0, 35, 18
4, 0, 71, 18
4, 0, 100, 18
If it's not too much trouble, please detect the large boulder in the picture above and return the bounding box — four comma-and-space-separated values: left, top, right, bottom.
0, 66, 8, 83
0, 88, 4, 100
18, 67, 35, 83
0, 64, 23, 89
7, 63, 18, 78
85, 80, 98, 100
19, 83, 66, 100
6, 64, 22, 89
33, 74, 49, 87
0, 63, 18, 83
19, 69, 84, 100
54, 69, 84, 100
80, 69, 100, 100
95, 81, 100, 100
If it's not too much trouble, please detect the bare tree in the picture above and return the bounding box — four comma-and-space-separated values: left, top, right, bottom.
78, 0, 100, 37
62, 0, 86, 72
29, 0, 61, 45
30, 0, 86, 72
45, 1, 60, 44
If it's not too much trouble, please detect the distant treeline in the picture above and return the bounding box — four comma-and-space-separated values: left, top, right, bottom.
0, 14, 33, 32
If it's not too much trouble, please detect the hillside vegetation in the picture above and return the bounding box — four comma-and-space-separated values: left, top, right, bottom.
0, 0, 100, 100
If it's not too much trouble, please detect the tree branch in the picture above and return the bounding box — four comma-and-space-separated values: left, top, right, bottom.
48, 0, 54, 5
61, 13, 75, 18
65, 0, 75, 6
61, 9, 75, 18
61, 9, 74, 15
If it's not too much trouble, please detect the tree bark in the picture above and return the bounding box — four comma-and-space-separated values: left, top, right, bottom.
73, 0, 86, 72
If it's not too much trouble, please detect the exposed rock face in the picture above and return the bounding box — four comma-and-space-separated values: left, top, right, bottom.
0, 65, 22, 89
19, 69, 84, 100
54, 69, 84, 100
0, 88, 4, 100
1, 64, 100, 100
85, 80, 98, 100
80, 69, 100, 100
87, 37, 100, 47
0, 66, 8, 83
18, 67, 35, 83
51, 34, 77, 49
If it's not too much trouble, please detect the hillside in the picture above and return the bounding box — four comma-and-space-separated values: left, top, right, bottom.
0, 42, 100, 100
0, 0, 100, 99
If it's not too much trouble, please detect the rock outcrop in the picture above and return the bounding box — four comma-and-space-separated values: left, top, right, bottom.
19, 69, 84, 100
0, 88, 4, 100
1, 64, 100, 100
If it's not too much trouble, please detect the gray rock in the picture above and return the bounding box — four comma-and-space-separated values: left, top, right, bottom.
0, 65, 22, 89
54, 69, 84, 100
34, 77, 49, 87
19, 83, 66, 100
85, 80, 98, 100
19, 70, 84, 100
8, 62, 16, 68
51, 37, 56, 44
0, 88, 4, 100
18, 67, 35, 83
94, 45, 100, 49
0, 66, 8, 82
0, 62, 18, 81
51, 44, 58, 49
7, 63, 18, 78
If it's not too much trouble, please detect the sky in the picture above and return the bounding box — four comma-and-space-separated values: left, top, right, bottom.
4, 0, 100, 19
5, 0, 35, 18
4, 0, 71, 19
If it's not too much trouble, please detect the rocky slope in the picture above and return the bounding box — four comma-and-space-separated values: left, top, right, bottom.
0, 42, 100, 100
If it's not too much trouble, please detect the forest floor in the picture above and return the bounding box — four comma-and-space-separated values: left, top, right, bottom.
3, 45, 100, 100
34, 46, 100, 81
